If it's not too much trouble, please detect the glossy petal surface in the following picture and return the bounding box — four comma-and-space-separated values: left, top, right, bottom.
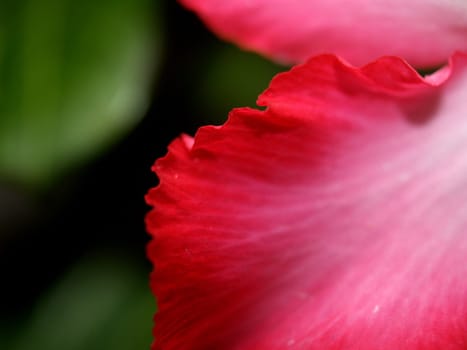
179, 0, 467, 67
146, 53, 467, 349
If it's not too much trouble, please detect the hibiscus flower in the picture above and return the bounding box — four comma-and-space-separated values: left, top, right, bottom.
146, 2, 467, 349
178, 0, 467, 68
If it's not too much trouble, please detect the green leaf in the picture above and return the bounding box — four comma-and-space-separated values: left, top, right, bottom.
7, 254, 155, 350
0, 0, 161, 188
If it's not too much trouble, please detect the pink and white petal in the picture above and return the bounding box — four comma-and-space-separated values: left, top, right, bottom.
146, 53, 467, 349
179, 0, 467, 68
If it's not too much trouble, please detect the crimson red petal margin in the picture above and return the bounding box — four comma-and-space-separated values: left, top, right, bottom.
146, 53, 467, 349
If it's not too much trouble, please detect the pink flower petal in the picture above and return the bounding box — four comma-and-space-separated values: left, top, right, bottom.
179, 0, 467, 67
146, 53, 467, 349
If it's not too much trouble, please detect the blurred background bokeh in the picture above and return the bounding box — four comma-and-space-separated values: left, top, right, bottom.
0, 1, 282, 348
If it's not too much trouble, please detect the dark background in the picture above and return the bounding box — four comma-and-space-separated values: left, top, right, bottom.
0, 1, 282, 348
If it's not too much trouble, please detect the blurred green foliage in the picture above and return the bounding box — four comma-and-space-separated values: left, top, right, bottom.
0, 1, 293, 349
0, 0, 160, 189
194, 45, 282, 124
3, 254, 154, 350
